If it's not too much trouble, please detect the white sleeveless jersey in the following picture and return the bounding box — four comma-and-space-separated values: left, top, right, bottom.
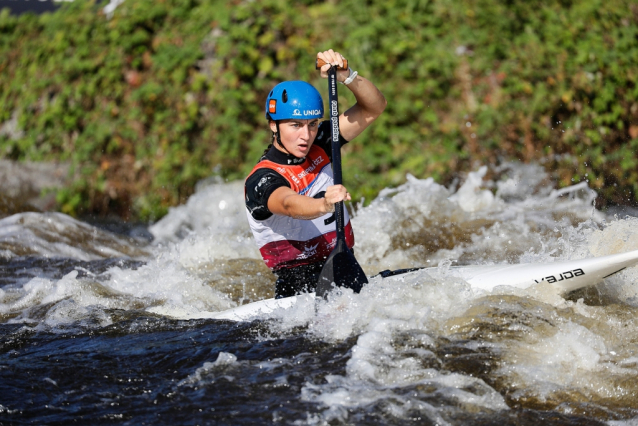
245, 145, 354, 271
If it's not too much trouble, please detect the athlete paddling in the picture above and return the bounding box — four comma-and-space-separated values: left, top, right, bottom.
245, 49, 386, 298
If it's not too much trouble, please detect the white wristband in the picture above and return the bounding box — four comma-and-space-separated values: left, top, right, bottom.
341, 67, 358, 85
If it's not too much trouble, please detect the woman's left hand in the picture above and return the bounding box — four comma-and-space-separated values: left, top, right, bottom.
317, 49, 350, 82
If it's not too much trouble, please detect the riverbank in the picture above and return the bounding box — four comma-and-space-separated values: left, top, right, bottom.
2, 0, 637, 221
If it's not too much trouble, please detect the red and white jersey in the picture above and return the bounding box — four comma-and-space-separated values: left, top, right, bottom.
245, 145, 355, 271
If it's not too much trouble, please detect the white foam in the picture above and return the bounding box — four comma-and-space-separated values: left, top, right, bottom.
609, 417, 638, 426
352, 163, 604, 272
496, 319, 638, 403
1, 259, 235, 329
575, 216, 638, 305
178, 352, 238, 386
448, 166, 498, 213
0, 212, 148, 260
294, 273, 507, 423
149, 178, 260, 269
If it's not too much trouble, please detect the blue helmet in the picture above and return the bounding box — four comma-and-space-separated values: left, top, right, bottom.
265, 81, 324, 121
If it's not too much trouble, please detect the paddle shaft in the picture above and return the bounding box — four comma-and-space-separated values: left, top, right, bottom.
315, 61, 369, 297
327, 66, 346, 243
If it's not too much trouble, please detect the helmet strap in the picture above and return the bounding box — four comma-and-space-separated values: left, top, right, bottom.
273, 121, 291, 155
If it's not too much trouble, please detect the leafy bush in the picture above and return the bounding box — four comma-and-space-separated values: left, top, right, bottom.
1, 0, 636, 221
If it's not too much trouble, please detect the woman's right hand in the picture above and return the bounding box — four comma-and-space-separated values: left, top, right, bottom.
323, 184, 351, 213
317, 49, 350, 82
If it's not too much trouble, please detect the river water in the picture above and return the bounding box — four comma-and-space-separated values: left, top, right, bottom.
1, 163, 638, 425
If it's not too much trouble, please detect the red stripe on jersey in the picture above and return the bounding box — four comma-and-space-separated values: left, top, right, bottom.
260, 222, 355, 270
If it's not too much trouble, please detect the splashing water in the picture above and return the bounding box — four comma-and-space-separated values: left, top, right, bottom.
1, 162, 638, 424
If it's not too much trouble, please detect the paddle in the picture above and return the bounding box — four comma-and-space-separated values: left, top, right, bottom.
315, 58, 369, 299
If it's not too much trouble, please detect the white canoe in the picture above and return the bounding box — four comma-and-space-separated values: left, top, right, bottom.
186, 250, 638, 322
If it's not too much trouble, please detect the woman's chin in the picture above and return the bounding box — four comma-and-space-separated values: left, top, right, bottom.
295, 147, 309, 157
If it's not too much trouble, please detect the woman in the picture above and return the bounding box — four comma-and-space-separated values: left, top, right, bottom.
245, 49, 386, 298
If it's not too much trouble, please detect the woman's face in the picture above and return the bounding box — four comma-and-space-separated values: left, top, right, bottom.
270, 119, 320, 158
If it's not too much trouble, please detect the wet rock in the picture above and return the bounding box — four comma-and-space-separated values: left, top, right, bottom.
0, 159, 70, 217
0, 193, 40, 218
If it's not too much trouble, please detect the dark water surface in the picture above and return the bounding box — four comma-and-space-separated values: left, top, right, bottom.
0, 317, 610, 425
1, 318, 353, 425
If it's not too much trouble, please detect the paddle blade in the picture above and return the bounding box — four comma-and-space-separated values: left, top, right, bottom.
316, 239, 368, 299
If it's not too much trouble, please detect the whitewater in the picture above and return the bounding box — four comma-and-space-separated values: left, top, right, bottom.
1, 162, 638, 425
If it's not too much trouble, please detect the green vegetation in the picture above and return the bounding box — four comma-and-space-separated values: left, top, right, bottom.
1, 0, 637, 220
